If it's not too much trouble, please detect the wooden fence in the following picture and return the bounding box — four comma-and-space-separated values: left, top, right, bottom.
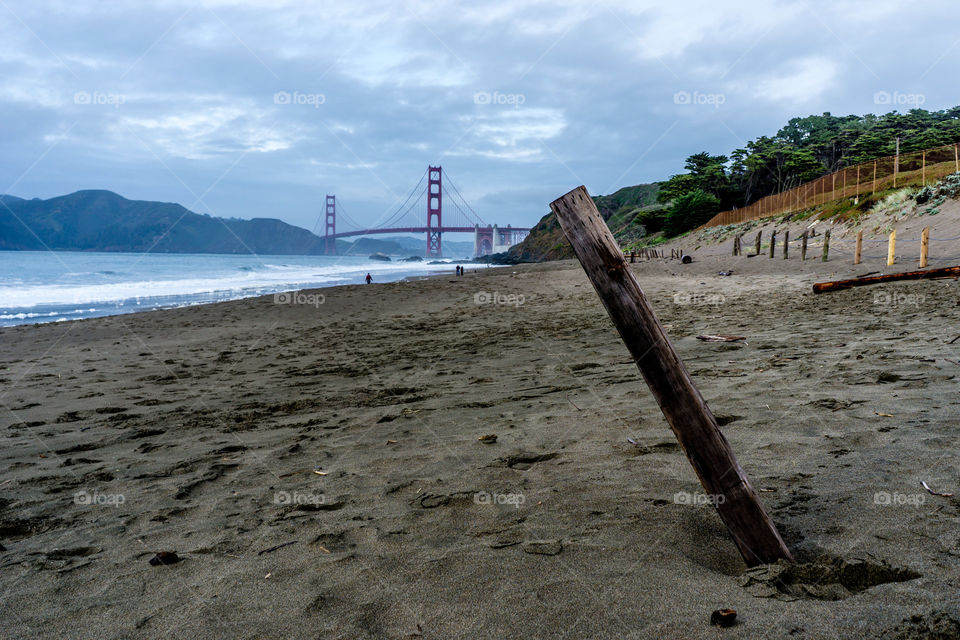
703, 142, 960, 229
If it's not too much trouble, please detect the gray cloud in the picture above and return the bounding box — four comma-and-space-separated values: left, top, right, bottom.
1, 0, 958, 235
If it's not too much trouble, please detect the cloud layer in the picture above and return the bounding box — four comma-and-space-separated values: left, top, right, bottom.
1, 0, 957, 233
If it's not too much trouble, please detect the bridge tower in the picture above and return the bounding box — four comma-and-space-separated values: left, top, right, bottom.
324, 194, 336, 255
426, 166, 442, 257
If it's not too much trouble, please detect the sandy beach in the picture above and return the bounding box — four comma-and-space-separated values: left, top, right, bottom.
2, 253, 960, 639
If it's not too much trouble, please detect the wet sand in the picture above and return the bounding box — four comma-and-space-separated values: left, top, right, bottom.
2, 253, 960, 639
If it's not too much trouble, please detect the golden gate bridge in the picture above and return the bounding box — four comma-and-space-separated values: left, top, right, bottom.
314, 166, 530, 258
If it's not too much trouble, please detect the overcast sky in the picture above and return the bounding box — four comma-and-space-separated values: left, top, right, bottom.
1, 0, 957, 234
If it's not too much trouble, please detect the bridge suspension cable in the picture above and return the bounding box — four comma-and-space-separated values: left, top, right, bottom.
374, 167, 428, 230
441, 168, 485, 226
335, 200, 364, 231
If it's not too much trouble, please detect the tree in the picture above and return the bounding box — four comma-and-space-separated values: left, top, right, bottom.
663, 189, 720, 237
657, 152, 736, 208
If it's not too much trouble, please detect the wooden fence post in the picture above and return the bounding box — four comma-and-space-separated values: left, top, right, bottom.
873, 160, 877, 195
822, 229, 831, 262
769, 230, 776, 258
887, 230, 896, 266
920, 227, 929, 268
894, 138, 900, 188
755, 231, 762, 255
854, 230, 863, 265
801, 230, 808, 261
783, 230, 789, 259
550, 186, 793, 567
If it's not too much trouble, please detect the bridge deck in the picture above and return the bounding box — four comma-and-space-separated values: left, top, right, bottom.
327, 226, 530, 239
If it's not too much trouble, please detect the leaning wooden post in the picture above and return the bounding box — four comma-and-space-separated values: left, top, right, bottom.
769, 230, 776, 258
801, 230, 808, 261
822, 229, 831, 262
754, 231, 762, 255
854, 230, 863, 265
783, 230, 789, 259
550, 186, 793, 567
920, 227, 930, 268
887, 230, 896, 266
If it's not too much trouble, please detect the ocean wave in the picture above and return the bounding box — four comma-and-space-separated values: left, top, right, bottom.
0, 260, 453, 308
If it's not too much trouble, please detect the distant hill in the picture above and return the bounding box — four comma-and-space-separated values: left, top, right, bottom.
0, 190, 475, 257
0, 190, 328, 254
507, 183, 661, 262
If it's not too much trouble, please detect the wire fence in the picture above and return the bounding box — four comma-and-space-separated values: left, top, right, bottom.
703, 142, 960, 228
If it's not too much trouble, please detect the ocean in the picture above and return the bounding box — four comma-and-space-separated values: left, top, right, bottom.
0, 251, 466, 327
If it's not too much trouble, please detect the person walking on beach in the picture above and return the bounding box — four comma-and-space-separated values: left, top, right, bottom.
365, 273, 372, 284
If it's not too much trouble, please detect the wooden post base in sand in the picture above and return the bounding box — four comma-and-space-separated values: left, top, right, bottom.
550, 186, 794, 567
920, 227, 929, 268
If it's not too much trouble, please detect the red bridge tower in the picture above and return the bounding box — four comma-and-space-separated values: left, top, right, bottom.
426, 166, 442, 257
324, 194, 336, 255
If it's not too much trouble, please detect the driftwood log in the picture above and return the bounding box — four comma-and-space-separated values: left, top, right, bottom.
813, 265, 960, 293
550, 186, 793, 567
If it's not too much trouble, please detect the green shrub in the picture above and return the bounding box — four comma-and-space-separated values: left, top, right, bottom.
663, 189, 720, 237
